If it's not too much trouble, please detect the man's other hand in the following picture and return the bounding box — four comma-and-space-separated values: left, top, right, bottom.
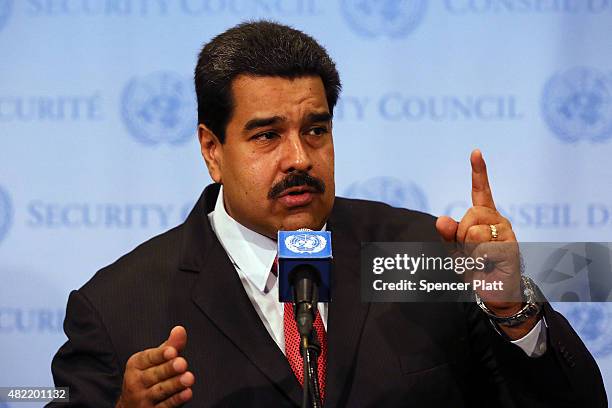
435, 150, 539, 339
116, 326, 194, 408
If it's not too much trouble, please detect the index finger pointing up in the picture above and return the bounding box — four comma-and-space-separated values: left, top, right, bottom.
471, 149, 496, 210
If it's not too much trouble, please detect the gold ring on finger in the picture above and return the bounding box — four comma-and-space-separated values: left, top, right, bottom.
489, 224, 498, 241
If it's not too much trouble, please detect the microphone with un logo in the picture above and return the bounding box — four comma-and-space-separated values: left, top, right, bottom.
277, 229, 332, 337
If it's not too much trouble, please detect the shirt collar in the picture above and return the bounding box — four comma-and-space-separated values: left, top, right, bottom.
207, 186, 278, 293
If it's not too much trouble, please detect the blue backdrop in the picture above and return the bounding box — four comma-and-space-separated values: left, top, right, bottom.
1, 0, 612, 405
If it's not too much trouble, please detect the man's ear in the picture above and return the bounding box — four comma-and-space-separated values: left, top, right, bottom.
198, 124, 223, 183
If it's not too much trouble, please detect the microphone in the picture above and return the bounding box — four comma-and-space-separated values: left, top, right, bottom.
278, 229, 332, 334
278, 229, 331, 408
277, 229, 332, 306
291, 263, 319, 337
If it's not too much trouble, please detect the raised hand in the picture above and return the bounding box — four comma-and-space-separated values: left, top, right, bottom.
435, 150, 533, 337
116, 326, 194, 408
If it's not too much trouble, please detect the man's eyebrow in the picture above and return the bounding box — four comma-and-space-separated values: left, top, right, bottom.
306, 112, 332, 123
243, 112, 331, 132
244, 116, 286, 132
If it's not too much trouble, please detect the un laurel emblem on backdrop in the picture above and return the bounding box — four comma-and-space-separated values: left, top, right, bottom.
343, 177, 428, 212
0, 186, 13, 244
341, 0, 427, 38
0, 0, 12, 32
541, 67, 612, 143
121, 72, 196, 146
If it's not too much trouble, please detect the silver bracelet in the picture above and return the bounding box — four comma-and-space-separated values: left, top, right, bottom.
474, 275, 541, 327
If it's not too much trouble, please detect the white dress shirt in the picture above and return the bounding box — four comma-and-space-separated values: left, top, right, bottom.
208, 186, 327, 354
207, 186, 545, 357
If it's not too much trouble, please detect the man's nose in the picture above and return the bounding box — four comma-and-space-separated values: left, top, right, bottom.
280, 133, 313, 173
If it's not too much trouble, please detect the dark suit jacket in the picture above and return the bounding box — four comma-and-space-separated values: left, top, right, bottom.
48, 183, 607, 407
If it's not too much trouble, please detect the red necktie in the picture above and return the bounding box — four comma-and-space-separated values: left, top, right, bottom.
284, 303, 327, 400
274, 258, 327, 400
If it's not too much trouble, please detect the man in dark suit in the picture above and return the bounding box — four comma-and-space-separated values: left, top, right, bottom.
49, 21, 607, 407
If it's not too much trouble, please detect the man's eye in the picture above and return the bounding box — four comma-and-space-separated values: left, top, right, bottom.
252, 131, 277, 141
307, 127, 328, 136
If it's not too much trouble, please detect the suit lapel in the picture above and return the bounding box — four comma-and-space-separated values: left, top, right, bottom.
180, 185, 302, 406
324, 217, 371, 408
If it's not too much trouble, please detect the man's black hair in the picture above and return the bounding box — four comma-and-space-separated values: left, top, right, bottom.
194, 20, 341, 143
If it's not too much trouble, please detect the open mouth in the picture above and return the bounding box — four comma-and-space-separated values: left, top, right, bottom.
277, 186, 318, 208
278, 186, 317, 197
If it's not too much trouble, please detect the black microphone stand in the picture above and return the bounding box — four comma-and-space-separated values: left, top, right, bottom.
302, 329, 322, 408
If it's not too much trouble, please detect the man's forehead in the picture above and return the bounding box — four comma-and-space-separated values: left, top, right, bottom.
231, 73, 323, 89
228, 74, 330, 126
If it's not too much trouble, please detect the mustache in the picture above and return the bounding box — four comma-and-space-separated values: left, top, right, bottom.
268, 172, 326, 199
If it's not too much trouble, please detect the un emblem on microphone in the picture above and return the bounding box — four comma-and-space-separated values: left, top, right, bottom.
285, 234, 327, 254
0, 186, 13, 244
542, 67, 612, 143
344, 177, 428, 212
121, 71, 196, 146
341, 0, 427, 38
555, 303, 612, 358
0, 0, 12, 32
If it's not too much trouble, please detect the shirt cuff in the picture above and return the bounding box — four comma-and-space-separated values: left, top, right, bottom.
510, 316, 548, 357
